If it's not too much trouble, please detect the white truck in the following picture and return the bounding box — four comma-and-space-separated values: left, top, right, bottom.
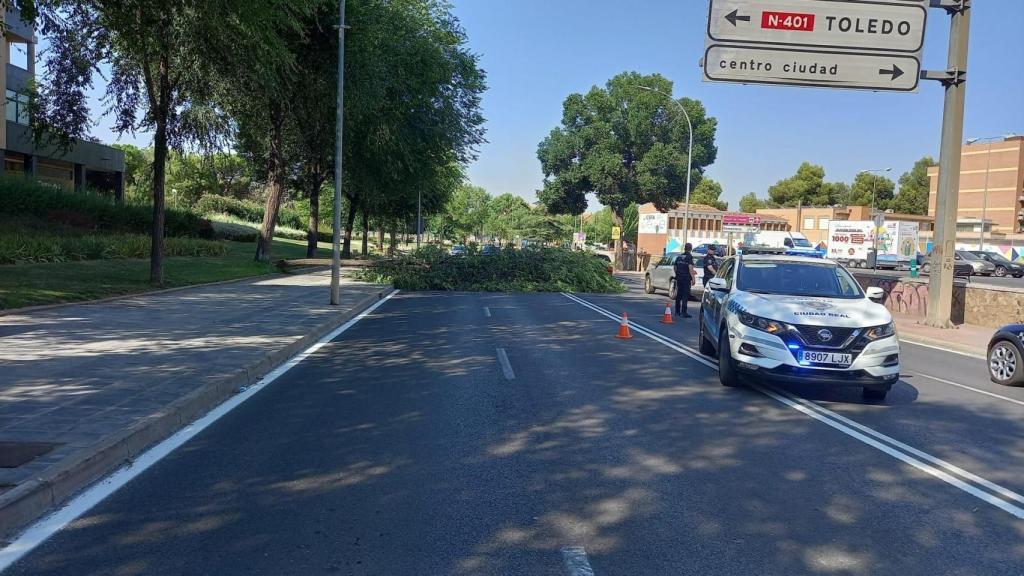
827, 220, 920, 269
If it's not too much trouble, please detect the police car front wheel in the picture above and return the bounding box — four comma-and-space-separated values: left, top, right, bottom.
717, 329, 742, 388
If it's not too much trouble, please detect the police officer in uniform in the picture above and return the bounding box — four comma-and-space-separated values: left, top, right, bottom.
703, 245, 719, 287
673, 243, 697, 317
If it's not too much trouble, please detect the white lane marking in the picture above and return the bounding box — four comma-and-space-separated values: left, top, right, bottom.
483, 306, 492, 318
561, 292, 1024, 519
0, 291, 400, 572
901, 338, 986, 361
913, 372, 1024, 408
561, 546, 596, 576
496, 348, 515, 380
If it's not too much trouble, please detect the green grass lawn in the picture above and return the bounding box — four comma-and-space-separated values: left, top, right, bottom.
0, 238, 332, 310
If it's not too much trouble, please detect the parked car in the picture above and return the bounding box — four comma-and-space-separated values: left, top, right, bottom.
450, 245, 467, 256
591, 253, 613, 274
988, 324, 1024, 385
480, 244, 500, 256
643, 252, 705, 299
956, 250, 996, 276
917, 254, 973, 278
969, 251, 1024, 278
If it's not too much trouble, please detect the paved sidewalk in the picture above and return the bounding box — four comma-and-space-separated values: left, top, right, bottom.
894, 315, 990, 358
0, 269, 390, 538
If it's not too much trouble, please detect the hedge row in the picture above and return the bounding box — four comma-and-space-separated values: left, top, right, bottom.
0, 231, 227, 264
195, 194, 305, 231
0, 176, 214, 238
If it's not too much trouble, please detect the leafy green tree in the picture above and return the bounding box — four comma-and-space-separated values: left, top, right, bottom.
436, 184, 491, 243
738, 192, 769, 213
821, 181, 852, 206
488, 194, 531, 246
583, 207, 614, 245
848, 172, 896, 210
28, 0, 318, 282
767, 162, 838, 207
690, 178, 728, 210
890, 156, 934, 215
623, 203, 639, 244
537, 71, 717, 267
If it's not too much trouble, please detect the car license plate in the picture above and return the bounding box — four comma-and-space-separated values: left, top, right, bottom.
799, 351, 852, 367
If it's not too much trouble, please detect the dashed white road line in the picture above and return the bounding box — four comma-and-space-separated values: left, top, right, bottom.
496, 347, 516, 380
913, 372, 1024, 408
483, 306, 492, 318
0, 292, 400, 573
561, 546, 596, 576
561, 292, 1024, 520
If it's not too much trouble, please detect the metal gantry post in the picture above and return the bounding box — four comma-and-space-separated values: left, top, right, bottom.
924, 0, 971, 329
331, 0, 347, 306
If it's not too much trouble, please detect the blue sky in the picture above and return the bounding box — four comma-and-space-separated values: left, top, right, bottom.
444, 0, 1024, 210
82, 0, 1024, 212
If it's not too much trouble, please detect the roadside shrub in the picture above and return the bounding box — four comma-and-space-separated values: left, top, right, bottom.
0, 231, 226, 264
195, 194, 264, 223
0, 176, 212, 238
356, 246, 624, 293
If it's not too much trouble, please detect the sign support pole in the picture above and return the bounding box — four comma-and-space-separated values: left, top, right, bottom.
925, 0, 970, 328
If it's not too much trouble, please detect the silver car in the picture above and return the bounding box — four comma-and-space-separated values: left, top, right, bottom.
956, 250, 996, 276
644, 252, 705, 299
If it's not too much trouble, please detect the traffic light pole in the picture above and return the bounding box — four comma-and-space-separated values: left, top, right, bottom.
924, 0, 970, 329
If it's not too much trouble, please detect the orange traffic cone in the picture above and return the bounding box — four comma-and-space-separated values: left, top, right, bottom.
616, 313, 633, 339
660, 301, 674, 324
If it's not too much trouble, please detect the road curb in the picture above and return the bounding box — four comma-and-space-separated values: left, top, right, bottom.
0, 288, 394, 540
899, 333, 986, 359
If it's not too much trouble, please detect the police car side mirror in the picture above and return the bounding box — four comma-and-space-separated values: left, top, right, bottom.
866, 287, 885, 302
708, 277, 729, 292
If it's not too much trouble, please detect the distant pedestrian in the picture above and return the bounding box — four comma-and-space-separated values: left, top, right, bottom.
673, 243, 696, 317
703, 245, 719, 287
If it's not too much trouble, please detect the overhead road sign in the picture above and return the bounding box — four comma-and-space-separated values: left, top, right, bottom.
723, 224, 760, 233
723, 214, 762, 226
708, 0, 928, 54
704, 45, 920, 92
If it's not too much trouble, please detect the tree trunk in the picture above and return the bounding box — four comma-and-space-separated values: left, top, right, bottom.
341, 197, 357, 259
149, 50, 173, 286
305, 173, 323, 259
388, 227, 397, 256
360, 209, 369, 257
256, 103, 286, 262
377, 226, 384, 251
612, 210, 624, 271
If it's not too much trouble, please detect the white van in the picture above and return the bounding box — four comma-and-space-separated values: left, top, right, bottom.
752, 231, 821, 258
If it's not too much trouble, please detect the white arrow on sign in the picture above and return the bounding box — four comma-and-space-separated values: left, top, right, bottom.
708, 0, 927, 54
704, 44, 920, 92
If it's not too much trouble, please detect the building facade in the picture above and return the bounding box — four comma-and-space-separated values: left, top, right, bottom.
636, 203, 789, 256
756, 205, 935, 248
1, 8, 125, 197
928, 136, 1024, 234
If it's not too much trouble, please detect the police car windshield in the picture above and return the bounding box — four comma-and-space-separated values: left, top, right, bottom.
738, 261, 863, 299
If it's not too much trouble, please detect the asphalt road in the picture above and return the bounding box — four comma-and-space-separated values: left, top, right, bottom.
6, 285, 1024, 575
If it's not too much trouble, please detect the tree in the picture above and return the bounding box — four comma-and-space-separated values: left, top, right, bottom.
738, 192, 769, 213
623, 203, 639, 245
767, 162, 836, 207
890, 156, 934, 215
583, 207, 614, 245
488, 194, 531, 246
437, 184, 491, 243
690, 178, 728, 210
848, 172, 896, 210
821, 181, 852, 206
537, 71, 717, 267
28, 0, 317, 283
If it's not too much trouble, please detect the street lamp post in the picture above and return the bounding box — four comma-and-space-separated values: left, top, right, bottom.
967, 134, 1016, 251
859, 167, 891, 271
330, 0, 348, 306
634, 85, 694, 247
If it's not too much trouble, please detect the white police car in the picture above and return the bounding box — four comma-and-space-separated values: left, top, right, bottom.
698, 254, 900, 399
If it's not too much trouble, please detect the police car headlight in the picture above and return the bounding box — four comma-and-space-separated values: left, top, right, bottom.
738, 311, 786, 335
864, 322, 896, 341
